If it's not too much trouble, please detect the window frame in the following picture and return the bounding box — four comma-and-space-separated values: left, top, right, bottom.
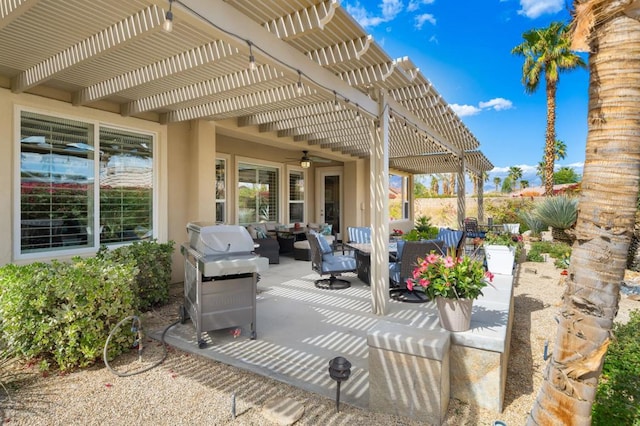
14, 106, 158, 260
215, 155, 230, 224
287, 167, 306, 225
235, 156, 283, 225
389, 172, 410, 222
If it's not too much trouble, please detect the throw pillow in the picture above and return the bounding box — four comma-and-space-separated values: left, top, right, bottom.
246, 225, 258, 239
256, 228, 268, 239
321, 224, 332, 236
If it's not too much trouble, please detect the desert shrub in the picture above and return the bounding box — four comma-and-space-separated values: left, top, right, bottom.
593, 310, 640, 425
0, 258, 136, 371
519, 210, 546, 237
97, 240, 174, 311
535, 195, 578, 230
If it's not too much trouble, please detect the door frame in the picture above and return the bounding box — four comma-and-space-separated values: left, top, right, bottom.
315, 166, 343, 235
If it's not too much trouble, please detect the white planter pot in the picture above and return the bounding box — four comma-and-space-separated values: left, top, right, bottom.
436, 297, 473, 332
484, 245, 515, 275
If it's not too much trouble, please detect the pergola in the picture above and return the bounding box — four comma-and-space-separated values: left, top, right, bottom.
0, 0, 493, 314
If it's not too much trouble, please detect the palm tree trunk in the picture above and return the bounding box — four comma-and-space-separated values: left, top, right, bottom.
528, 10, 640, 425
544, 80, 557, 196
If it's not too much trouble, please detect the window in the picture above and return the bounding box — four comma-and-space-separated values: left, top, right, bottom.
389, 173, 409, 220
215, 159, 226, 223
99, 128, 153, 244
289, 170, 305, 223
237, 163, 278, 224
18, 110, 154, 255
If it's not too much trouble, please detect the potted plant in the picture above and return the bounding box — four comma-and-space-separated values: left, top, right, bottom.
401, 216, 439, 241
406, 253, 494, 331
483, 232, 523, 275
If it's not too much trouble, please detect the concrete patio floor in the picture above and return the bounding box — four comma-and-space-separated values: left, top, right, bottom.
152, 254, 513, 412
153, 255, 433, 410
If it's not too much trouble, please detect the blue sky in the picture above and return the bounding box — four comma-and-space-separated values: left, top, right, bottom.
343, 0, 589, 188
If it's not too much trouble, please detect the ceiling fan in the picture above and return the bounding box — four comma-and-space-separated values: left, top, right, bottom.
286, 150, 331, 168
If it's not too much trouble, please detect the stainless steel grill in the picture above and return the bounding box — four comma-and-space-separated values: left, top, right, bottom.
180, 222, 268, 349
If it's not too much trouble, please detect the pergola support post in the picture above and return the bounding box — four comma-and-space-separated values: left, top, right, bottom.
477, 177, 484, 224
370, 93, 390, 316
456, 155, 466, 230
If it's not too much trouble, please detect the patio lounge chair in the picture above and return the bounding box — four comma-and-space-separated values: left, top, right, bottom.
389, 240, 445, 303
308, 230, 357, 290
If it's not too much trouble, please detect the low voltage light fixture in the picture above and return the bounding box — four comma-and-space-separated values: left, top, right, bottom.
162, 0, 174, 33
248, 41, 257, 72
296, 70, 303, 95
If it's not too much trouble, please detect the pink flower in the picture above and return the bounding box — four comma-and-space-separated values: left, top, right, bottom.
419, 278, 430, 287
444, 256, 455, 268
426, 253, 439, 264
484, 271, 494, 282
406, 279, 414, 291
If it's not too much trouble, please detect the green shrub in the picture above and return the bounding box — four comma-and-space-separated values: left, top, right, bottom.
526, 241, 572, 266
97, 240, 174, 311
535, 195, 578, 230
0, 258, 136, 371
486, 198, 535, 234
403, 216, 439, 241
593, 310, 640, 425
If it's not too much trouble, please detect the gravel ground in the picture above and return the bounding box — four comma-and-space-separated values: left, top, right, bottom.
1, 257, 637, 425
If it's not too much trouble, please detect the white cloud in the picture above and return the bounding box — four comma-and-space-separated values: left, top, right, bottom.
408, 0, 436, 11
479, 98, 513, 111
347, 0, 436, 29
381, 0, 403, 20
450, 104, 482, 117
414, 13, 436, 29
346, 0, 402, 28
451, 98, 514, 117
517, 0, 563, 19
491, 164, 538, 174
346, 3, 386, 27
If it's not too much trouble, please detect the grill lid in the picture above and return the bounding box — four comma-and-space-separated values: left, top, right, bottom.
187, 222, 255, 255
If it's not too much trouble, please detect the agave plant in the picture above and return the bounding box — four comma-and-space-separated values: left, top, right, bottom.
535, 195, 578, 243
535, 195, 578, 229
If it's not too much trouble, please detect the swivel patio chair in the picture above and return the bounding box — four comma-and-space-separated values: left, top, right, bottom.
308, 230, 357, 290
389, 240, 445, 303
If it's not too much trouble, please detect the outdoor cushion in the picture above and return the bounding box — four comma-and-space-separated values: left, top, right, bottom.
246, 225, 258, 239
348, 227, 371, 243
321, 254, 357, 274
321, 224, 333, 235
314, 231, 334, 254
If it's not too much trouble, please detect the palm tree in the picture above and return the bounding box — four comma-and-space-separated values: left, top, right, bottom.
554, 139, 567, 161
512, 22, 586, 196
520, 180, 529, 189
539, 140, 569, 184
493, 176, 501, 192
528, 3, 640, 424
508, 166, 523, 189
